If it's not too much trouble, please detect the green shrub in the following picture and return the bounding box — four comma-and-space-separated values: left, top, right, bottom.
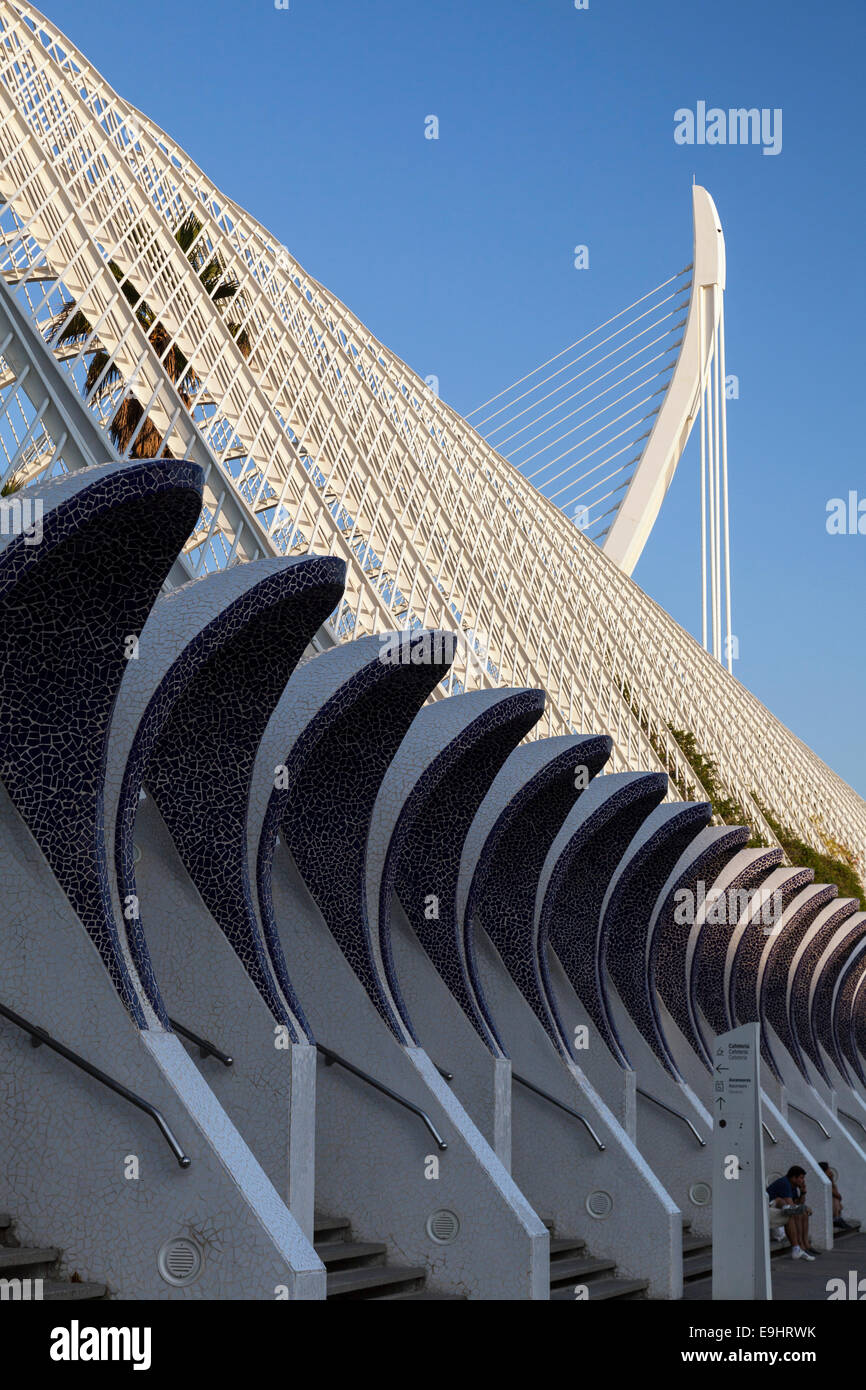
754, 800, 865, 910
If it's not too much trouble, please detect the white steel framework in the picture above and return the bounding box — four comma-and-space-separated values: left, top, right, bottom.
0, 2, 863, 873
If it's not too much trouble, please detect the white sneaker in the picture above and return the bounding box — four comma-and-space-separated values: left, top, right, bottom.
792, 1248, 815, 1261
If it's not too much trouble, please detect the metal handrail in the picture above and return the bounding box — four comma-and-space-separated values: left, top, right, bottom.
637, 1087, 706, 1147
788, 1103, 831, 1140
762, 1121, 778, 1145
436, 1064, 454, 1081
838, 1108, 866, 1137
0, 1000, 191, 1168
316, 1043, 447, 1151
169, 1017, 233, 1067
512, 1072, 606, 1152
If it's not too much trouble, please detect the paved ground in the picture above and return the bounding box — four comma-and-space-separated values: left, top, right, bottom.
682, 1230, 866, 1301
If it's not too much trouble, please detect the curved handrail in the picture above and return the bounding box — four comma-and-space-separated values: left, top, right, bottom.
787, 1103, 831, 1140
169, 1017, 233, 1067
637, 1086, 707, 1147
512, 1072, 606, 1152
316, 1043, 447, 1151
0, 1000, 191, 1168
837, 1108, 866, 1137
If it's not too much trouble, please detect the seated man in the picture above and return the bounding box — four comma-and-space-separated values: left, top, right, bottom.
766, 1166, 814, 1259
819, 1161, 856, 1230
794, 1172, 821, 1255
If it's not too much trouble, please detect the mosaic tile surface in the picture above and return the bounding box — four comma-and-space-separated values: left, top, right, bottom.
125, 557, 345, 1037
757, 885, 841, 1080
378, 689, 546, 1053
461, 735, 612, 1057
692, 864, 813, 1048
649, 827, 755, 1070
731, 884, 834, 1032
256, 634, 455, 1040
0, 459, 203, 1024
810, 913, 866, 1081
537, 771, 667, 1068
601, 801, 712, 1076
788, 899, 860, 1082
833, 941, 866, 1086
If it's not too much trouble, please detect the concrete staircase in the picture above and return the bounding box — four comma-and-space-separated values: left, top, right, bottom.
0, 1212, 107, 1301
314, 1215, 461, 1300
546, 1220, 649, 1300
682, 1219, 713, 1284
317, 1211, 649, 1300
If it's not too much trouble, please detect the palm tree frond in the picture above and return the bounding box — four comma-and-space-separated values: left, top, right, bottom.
49, 301, 94, 347
0, 471, 24, 496
174, 211, 204, 255
226, 322, 253, 360
83, 350, 121, 400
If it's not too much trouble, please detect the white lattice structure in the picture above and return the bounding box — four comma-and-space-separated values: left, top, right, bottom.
0, 1, 863, 870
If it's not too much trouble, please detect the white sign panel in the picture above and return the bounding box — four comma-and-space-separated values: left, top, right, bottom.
712, 1021, 771, 1300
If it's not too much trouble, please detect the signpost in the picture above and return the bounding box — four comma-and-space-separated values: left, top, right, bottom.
711, 1021, 771, 1300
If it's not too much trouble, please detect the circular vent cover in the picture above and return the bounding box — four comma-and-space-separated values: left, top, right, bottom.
157, 1236, 203, 1286
426, 1209, 460, 1244
586, 1190, 613, 1219
689, 1182, 712, 1207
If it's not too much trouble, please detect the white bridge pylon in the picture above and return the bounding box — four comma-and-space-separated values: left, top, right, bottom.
473, 187, 733, 671
607, 186, 733, 673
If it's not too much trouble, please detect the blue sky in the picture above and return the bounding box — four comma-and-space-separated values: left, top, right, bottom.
46, 0, 866, 797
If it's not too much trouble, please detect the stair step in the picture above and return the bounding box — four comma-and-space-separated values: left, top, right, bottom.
0, 1246, 59, 1272
549, 1254, 617, 1286
0, 1214, 10, 1229
550, 1236, 586, 1257
316, 1241, 387, 1269
683, 1252, 714, 1281
41, 1280, 107, 1301
682, 1234, 713, 1255
551, 1276, 648, 1301
682, 1216, 692, 1231
313, 1215, 351, 1244
327, 1263, 428, 1299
